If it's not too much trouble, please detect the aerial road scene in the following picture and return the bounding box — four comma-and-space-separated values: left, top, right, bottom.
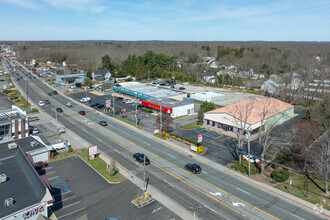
0, 0, 329, 220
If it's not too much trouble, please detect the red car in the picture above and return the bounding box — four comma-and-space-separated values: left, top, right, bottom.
79, 111, 86, 115
35, 161, 48, 169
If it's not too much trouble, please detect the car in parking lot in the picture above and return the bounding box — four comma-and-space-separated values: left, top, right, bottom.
125, 99, 133, 104
133, 153, 150, 165
52, 90, 58, 95
38, 101, 44, 106
243, 155, 261, 164
45, 100, 50, 104
29, 116, 39, 121
90, 103, 100, 108
79, 111, 86, 115
116, 97, 124, 101
96, 104, 104, 109
34, 161, 48, 169
56, 107, 63, 113
99, 120, 107, 126
185, 163, 201, 174
179, 87, 185, 90
29, 126, 39, 134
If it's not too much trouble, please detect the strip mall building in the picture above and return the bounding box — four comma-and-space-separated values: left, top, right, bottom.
204, 98, 294, 136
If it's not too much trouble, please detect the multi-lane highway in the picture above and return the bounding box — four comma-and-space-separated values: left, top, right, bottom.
3, 59, 327, 220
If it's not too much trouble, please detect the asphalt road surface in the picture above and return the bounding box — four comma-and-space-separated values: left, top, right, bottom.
5, 59, 327, 220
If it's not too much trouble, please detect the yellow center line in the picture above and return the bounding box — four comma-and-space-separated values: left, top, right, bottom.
28, 80, 278, 220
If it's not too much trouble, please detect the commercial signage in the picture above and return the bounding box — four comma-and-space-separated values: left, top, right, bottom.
141, 100, 173, 113
190, 145, 197, 152
198, 133, 203, 143
89, 145, 97, 156
106, 100, 111, 108
22, 204, 44, 219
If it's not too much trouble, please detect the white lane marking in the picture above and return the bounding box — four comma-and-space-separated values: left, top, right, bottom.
54, 190, 72, 197
114, 149, 121, 154
57, 207, 86, 219
291, 213, 305, 220
87, 122, 94, 125
44, 167, 52, 170
204, 205, 219, 214
232, 202, 245, 207
203, 170, 208, 174
48, 176, 59, 180
54, 195, 76, 205
152, 207, 162, 214
47, 171, 56, 175
163, 180, 174, 187
167, 153, 176, 159
123, 131, 130, 135
209, 192, 222, 196
62, 201, 81, 209
236, 187, 250, 195
144, 142, 151, 146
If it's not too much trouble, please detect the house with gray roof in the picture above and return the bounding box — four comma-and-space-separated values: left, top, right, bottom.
92, 69, 111, 81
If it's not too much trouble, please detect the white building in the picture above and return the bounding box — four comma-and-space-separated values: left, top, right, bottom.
190, 92, 225, 102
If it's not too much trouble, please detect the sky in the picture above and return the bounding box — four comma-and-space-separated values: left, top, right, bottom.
0, 0, 329, 41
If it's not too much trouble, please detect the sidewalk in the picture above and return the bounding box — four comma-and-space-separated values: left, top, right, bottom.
18, 62, 329, 219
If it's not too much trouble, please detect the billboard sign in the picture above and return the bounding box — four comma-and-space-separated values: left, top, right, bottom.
106, 100, 111, 108
89, 145, 97, 156
198, 133, 203, 143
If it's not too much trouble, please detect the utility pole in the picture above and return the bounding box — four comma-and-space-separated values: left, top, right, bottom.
135, 102, 138, 127
245, 130, 251, 177
26, 78, 29, 104
160, 105, 162, 137
55, 106, 58, 126
112, 89, 115, 117
143, 154, 146, 193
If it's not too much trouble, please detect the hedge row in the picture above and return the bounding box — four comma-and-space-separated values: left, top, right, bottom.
271, 170, 290, 182
141, 107, 153, 113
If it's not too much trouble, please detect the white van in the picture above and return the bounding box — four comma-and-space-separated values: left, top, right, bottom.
80, 97, 91, 102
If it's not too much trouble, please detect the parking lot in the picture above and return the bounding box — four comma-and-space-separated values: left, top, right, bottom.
44, 156, 180, 220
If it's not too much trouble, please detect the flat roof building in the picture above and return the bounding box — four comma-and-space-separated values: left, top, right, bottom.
0, 138, 53, 220
190, 91, 225, 102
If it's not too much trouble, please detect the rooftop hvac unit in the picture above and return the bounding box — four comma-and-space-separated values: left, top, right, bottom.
4, 198, 14, 207
30, 141, 39, 148
0, 174, 7, 183
8, 143, 17, 150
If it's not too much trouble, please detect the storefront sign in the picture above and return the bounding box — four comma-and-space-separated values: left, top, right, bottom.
190, 145, 197, 152
221, 116, 231, 121
22, 204, 44, 219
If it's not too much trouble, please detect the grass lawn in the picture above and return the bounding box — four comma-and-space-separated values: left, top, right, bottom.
19, 96, 31, 106
274, 175, 330, 210
48, 148, 126, 183
173, 115, 188, 120
115, 116, 143, 129
179, 121, 203, 130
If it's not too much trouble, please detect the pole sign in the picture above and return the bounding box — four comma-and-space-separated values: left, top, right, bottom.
88, 145, 98, 160
106, 100, 111, 108
198, 133, 203, 143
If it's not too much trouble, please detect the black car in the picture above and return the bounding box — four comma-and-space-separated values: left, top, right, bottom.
48, 92, 52, 96
52, 90, 58, 95
179, 87, 185, 90
133, 153, 150, 165
185, 163, 201, 174
116, 97, 124, 101
56, 107, 63, 113
90, 103, 100, 108
45, 100, 50, 104
99, 120, 107, 126
96, 104, 104, 109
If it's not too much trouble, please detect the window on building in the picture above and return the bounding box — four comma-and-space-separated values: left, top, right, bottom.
0, 123, 11, 139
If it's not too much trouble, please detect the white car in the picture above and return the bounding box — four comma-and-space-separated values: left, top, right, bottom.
243, 155, 261, 164
126, 99, 134, 104
66, 102, 73, 107
38, 101, 45, 106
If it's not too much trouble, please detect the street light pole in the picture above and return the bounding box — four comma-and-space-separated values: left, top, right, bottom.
245, 129, 251, 177
160, 105, 162, 137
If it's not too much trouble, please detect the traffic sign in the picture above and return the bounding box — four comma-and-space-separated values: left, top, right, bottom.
198, 133, 203, 143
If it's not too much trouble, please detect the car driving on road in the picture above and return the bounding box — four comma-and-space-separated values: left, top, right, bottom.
99, 120, 107, 126
66, 102, 72, 107
185, 163, 201, 174
79, 111, 86, 115
56, 107, 63, 113
133, 153, 150, 165
38, 101, 44, 106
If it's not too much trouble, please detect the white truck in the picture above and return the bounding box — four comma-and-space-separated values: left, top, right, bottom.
80, 97, 91, 102
49, 140, 71, 151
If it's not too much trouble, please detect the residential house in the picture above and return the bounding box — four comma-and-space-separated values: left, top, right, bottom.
202, 72, 217, 84
261, 75, 281, 95
92, 69, 111, 81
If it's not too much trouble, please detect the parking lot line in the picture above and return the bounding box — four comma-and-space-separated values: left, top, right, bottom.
62, 201, 81, 209
47, 171, 56, 175
48, 176, 59, 180
54, 190, 72, 197
57, 207, 86, 219
54, 195, 76, 205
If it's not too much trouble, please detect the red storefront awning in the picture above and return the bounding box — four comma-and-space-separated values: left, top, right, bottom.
142, 100, 173, 113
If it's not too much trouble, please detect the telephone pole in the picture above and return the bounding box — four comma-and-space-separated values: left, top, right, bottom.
160, 105, 162, 137
112, 89, 115, 117
135, 102, 138, 127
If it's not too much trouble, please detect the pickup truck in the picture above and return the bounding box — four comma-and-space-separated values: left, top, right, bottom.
80, 97, 91, 102
50, 140, 71, 151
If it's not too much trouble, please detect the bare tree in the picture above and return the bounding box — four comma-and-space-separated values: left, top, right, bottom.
234, 99, 255, 165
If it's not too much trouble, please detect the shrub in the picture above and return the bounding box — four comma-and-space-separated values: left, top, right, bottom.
271, 163, 278, 169
2, 89, 12, 94
19, 104, 27, 107
231, 163, 247, 174
8, 92, 16, 95
197, 146, 204, 153
141, 107, 153, 113
68, 146, 73, 152
170, 133, 198, 145
13, 99, 20, 102
271, 170, 290, 182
